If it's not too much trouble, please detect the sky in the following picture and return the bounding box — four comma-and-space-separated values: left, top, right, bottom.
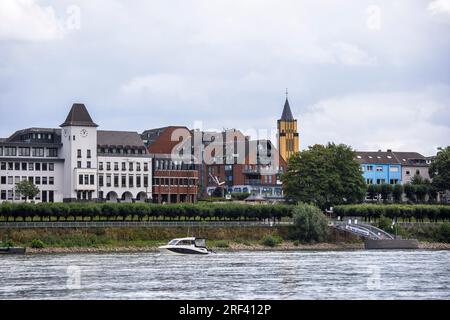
0, 0, 449, 156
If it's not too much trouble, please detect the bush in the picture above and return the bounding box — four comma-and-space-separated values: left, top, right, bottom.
214, 240, 230, 248
30, 239, 45, 249
261, 235, 281, 247
290, 203, 329, 243
436, 223, 450, 243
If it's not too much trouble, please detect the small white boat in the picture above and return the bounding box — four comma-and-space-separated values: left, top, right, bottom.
158, 237, 212, 255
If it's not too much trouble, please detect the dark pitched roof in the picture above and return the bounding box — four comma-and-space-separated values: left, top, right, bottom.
355, 150, 426, 165
97, 130, 146, 148
280, 98, 294, 121
60, 103, 98, 127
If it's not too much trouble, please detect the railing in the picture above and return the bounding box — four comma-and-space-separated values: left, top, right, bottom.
0, 220, 294, 229
331, 221, 395, 240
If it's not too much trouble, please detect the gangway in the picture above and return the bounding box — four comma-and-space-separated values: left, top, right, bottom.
330, 220, 395, 240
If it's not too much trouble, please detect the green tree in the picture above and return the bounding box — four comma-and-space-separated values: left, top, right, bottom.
290, 203, 329, 243
367, 184, 377, 201
14, 180, 40, 202
429, 146, 450, 192
380, 183, 393, 203
282, 143, 366, 209
392, 184, 404, 203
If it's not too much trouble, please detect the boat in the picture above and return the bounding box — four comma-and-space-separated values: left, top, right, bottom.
158, 237, 213, 255
0, 247, 26, 255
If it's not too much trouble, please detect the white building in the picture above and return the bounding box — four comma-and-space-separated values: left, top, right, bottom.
0, 103, 152, 203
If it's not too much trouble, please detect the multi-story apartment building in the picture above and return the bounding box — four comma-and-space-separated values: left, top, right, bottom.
142, 126, 198, 203
355, 150, 430, 185
0, 103, 152, 203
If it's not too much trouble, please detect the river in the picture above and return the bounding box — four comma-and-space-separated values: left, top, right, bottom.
1, 250, 449, 300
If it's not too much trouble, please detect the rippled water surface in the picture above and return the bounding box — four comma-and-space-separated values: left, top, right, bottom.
1, 250, 449, 299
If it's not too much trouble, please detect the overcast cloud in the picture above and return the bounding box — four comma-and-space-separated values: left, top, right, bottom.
0, 0, 449, 156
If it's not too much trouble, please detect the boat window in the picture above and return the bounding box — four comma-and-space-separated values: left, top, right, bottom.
195, 239, 206, 248
168, 240, 179, 245
177, 240, 194, 246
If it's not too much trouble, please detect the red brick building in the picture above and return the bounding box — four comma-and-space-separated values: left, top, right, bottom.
142, 126, 198, 203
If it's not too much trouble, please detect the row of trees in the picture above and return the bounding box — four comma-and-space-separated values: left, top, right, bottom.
0, 203, 293, 222
282, 144, 450, 208
334, 204, 450, 222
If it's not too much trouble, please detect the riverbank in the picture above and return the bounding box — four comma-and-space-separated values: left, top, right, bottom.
21, 241, 450, 254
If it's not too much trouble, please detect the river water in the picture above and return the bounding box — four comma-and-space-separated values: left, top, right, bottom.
1, 250, 449, 300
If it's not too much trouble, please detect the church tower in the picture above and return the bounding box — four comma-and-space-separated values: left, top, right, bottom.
277, 91, 299, 161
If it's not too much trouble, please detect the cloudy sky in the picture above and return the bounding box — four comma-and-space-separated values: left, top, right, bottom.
0, 0, 449, 156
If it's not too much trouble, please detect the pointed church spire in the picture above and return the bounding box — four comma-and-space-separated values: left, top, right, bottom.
280, 90, 294, 121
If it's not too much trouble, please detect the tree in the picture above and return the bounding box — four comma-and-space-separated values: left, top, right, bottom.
429, 146, 450, 192
392, 184, 404, 203
290, 203, 329, 243
380, 183, 393, 203
282, 143, 367, 209
367, 184, 378, 201
14, 180, 40, 202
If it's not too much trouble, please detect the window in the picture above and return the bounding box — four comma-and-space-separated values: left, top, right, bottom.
19, 147, 30, 156
28, 163, 34, 171
8, 176, 13, 184
35, 177, 41, 185
84, 175, 89, 185
77, 149, 82, 158
0, 147, 2, 156
35, 163, 41, 171
144, 175, 148, 187
144, 163, 149, 171
99, 175, 104, 187
0, 190, 5, 200
42, 163, 47, 171
21, 162, 27, 171
406, 170, 411, 175
129, 175, 134, 188
114, 175, 119, 187
99, 162, 104, 170
136, 163, 141, 171
416, 169, 420, 175
129, 162, 134, 171
121, 175, 126, 187
376, 166, 383, 172
32, 148, 44, 157
90, 175, 94, 185
122, 162, 126, 171
367, 165, 373, 172
42, 177, 48, 185
87, 149, 91, 159
79, 175, 83, 185
87, 161, 91, 169
390, 167, 399, 172
49, 177, 54, 185
0, 162, 6, 170
47, 148, 58, 157
114, 162, 119, 171
390, 179, 399, 184
0, 176, 5, 184
49, 163, 54, 171
366, 178, 373, 185
8, 162, 13, 170
77, 161, 82, 168
376, 179, 386, 185
106, 175, 111, 187
136, 175, 141, 187
14, 162, 20, 170
106, 162, 111, 170
4, 147, 17, 156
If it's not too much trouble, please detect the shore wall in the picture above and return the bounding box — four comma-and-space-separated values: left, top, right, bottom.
364, 239, 419, 250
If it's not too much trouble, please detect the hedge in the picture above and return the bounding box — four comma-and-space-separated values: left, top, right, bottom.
0, 203, 294, 222
333, 204, 450, 222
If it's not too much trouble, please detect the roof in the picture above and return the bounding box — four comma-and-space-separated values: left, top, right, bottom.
60, 103, 98, 127
143, 126, 192, 154
97, 130, 146, 148
355, 150, 426, 166
245, 194, 267, 202
280, 98, 294, 121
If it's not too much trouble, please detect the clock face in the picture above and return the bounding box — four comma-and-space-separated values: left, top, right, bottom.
80, 129, 88, 138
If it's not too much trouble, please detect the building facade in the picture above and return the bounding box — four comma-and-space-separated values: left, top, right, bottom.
355, 150, 430, 185
0, 103, 152, 203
